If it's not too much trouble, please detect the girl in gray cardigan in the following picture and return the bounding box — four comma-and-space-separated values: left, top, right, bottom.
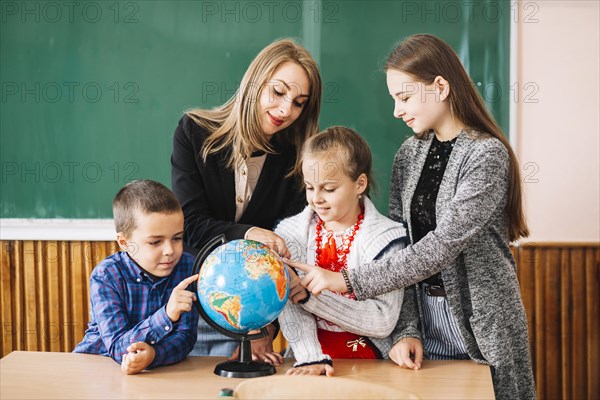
277, 126, 417, 376
287, 34, 536, 399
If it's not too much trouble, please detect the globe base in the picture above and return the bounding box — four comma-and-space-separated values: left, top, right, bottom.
214, 360, 276, 378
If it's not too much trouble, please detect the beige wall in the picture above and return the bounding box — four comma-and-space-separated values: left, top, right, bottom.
517, 0, 599, 242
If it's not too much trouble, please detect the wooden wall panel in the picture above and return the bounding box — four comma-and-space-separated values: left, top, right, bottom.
1, 240, 598, 399
514, 243, 600, 400
0, 241, 14, 355
585, 249, 599, 400
0, 241, 119, 357
47, 241, 60, 352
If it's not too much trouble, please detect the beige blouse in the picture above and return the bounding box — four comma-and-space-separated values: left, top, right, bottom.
234, 154, 267, 222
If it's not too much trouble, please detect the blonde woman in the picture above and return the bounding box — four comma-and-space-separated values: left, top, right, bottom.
171, 38, 321, 362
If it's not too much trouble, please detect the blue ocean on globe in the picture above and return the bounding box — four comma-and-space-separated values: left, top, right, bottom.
196, 239, 290, 334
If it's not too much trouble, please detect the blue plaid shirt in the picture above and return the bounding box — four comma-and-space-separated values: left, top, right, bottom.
73, 251, 198, 368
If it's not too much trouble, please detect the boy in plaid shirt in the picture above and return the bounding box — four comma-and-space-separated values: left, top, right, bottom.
74, 180, 198, 374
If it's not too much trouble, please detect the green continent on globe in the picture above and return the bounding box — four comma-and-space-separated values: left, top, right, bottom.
209, 292, 242, 329
244, 252, 287, 301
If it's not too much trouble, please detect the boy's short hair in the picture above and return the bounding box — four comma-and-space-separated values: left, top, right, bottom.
113, 180, 181, 237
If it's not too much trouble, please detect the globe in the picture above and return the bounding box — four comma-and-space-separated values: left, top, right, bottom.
191, 237, 290, 378
196, 238, 290, 332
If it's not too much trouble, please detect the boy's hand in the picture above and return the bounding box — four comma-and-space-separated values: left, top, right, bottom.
166, 274, 198, 322
389, 337, 423, 370
286, 363, 334, 376
121, 342, 156, 374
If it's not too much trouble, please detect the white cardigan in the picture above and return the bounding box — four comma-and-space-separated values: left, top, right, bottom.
275, 197, 407, 364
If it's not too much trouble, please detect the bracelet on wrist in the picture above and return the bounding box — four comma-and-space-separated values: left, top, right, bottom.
340, 269, 354, 294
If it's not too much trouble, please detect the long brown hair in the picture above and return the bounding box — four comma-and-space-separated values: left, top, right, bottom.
187, 38, 322, 176
385, 34, 528, 241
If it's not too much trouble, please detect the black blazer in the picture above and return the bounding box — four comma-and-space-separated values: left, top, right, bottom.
171, 114, 306, 253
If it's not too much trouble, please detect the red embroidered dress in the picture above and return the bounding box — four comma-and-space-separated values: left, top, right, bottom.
314, 205, 381, 359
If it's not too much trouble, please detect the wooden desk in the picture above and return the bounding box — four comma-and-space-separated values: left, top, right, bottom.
0, 351, 494, 399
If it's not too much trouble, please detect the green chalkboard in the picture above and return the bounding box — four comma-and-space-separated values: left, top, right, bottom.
1, 0, 510, 218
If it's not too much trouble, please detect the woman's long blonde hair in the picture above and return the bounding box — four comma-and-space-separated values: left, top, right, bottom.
187, 38, 322, 176
385, 34, 529, 241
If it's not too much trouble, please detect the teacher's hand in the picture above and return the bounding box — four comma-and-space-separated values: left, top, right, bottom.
283, 259, 347, 295
229, 324, 283, 366
286, 265, 309, 303
245, 228, 291, 259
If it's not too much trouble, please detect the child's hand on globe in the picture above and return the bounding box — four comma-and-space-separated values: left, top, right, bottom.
166, 274, 199, 322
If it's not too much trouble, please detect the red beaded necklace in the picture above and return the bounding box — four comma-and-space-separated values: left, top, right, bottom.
315, 204, 365, 273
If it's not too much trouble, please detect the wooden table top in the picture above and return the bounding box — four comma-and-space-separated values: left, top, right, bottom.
0, 351, 494, 399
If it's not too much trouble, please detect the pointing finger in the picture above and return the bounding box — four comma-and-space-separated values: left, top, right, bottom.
176, 274, 199, 289
283, 259, 313, 273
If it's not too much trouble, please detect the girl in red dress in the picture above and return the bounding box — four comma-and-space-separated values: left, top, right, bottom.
276, 126, 420, 376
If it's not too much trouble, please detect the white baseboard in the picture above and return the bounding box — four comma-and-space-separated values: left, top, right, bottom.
0, 219, 116, 241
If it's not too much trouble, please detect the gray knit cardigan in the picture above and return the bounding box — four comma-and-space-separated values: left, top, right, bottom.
349, 131, 536, 400
275, 197, 408, 365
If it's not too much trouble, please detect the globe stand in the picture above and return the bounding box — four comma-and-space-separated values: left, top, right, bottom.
190, 234, 278, 379
214, 337, 276, 378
